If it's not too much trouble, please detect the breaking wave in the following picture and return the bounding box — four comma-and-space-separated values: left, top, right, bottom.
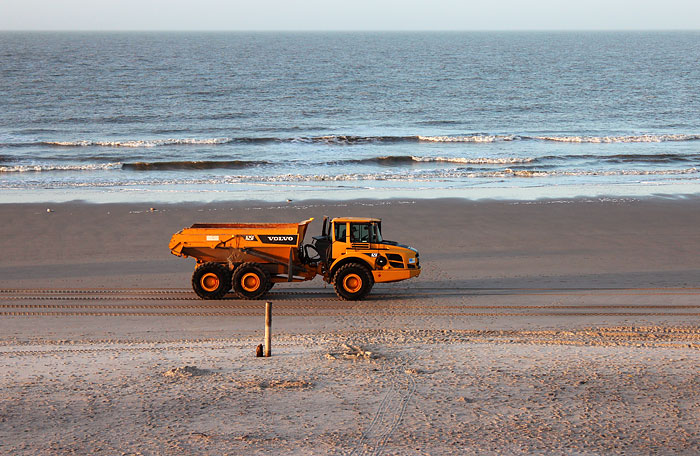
1, 133, 698, 149
346, 153, 700, 166
557, 153, 700, 163
418, 133, 700, 143
292, 135, 415, 144
348, 155, 536, 165
38, 135, 414, 148
1, 160, 268, 172
43, 138, 235, 148
0, 163, 122, 173
533, 134, 700, 143
0, 155, 539, 173
4, 151, 698, 174
412, 156, 535, 164
418, 135, 519, 142
122, 160, 268, 170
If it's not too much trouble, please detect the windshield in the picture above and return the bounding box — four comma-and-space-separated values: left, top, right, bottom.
349, 222, 383, 243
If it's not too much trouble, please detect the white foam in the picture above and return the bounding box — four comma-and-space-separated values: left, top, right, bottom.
411, 156, 534, 164
46, 138, 232, 147
418, 135, 518, 143
0, 163, 122, 173
1, 165, 697, 189
417, 133, 700, 143
490, 168, 699, 178
564, 168, 699, 176
224, 167, 699, 182
535, 134, 700, 143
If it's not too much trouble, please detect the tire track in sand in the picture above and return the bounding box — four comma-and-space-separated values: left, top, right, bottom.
348, 358, 417, 456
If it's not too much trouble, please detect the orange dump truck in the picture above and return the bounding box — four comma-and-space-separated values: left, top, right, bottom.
169, 216, 420, 300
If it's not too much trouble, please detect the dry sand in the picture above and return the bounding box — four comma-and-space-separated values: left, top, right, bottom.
1, 197, 699, 454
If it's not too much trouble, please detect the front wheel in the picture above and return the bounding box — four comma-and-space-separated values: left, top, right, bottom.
333, 263, 373, 301
191, 263, 231, 300
232, 262, 270, 300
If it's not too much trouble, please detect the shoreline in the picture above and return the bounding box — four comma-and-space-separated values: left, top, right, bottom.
4, 183, 700, 204
4, 191, 700, 206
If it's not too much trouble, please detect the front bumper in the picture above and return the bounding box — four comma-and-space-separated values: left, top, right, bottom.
372, 267, 421, 283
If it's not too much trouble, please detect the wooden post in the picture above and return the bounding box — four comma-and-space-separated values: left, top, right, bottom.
264, 301, 272, 357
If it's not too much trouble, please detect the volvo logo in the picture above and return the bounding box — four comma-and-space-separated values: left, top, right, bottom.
260, 235, 298, 245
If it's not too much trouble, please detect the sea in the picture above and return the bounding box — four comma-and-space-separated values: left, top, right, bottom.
1, 31, 700, 203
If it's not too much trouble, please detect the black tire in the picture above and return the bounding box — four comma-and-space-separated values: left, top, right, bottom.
232, 262, 270, 300
333, 263, 373, 301
191, 262, 231, 300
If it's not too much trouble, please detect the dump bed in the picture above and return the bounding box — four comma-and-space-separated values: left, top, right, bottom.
169, 218, 313, 264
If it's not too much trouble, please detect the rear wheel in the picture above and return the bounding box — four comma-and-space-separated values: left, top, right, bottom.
232, 262, 270, 300
191, 262, 231, 300
333, 263, 373, 301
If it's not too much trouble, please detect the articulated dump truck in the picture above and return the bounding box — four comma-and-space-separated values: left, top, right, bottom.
169, 217, 420, 300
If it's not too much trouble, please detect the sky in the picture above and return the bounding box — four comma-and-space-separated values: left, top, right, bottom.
1, 0, 699, 31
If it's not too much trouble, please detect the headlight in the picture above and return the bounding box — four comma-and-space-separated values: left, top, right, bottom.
408, 257, 416, 264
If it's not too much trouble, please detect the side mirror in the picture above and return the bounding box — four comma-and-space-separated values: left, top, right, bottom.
322, 216, 329, 237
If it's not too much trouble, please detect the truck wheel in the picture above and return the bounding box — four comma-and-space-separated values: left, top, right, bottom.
333, 263, 373, 301
232, 263, 270, 300
192, 262, 231, 300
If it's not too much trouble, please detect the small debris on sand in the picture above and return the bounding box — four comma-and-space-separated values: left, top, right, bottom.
163, 365, 210, 378
46, 208, 53, 213
326, 343, 378, 360
190, 432, 211, 440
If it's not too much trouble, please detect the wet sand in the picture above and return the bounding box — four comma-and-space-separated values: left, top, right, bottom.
1, 197, 699, 454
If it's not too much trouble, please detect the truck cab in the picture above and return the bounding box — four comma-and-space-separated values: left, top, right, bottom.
310, 217, 420, 298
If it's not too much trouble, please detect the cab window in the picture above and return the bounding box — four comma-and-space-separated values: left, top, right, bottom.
350, 223, 371, 243
371, 222, 383, 242
334, 222, 346, 242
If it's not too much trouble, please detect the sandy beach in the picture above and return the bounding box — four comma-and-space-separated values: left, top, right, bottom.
1, 197, 699, 454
